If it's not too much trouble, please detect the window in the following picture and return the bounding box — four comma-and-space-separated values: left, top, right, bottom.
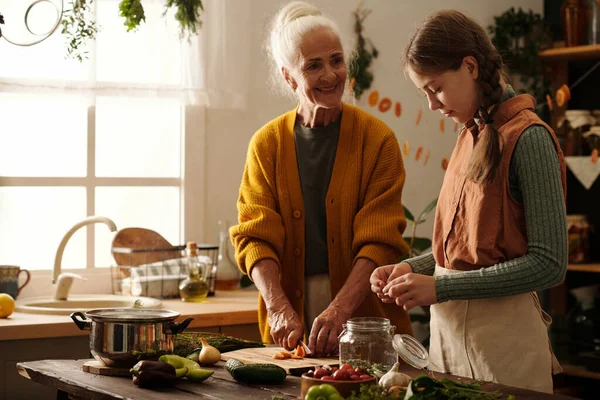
0, 0, 205, 272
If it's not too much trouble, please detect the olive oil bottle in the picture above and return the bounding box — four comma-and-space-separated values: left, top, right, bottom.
179, 241, 209, 302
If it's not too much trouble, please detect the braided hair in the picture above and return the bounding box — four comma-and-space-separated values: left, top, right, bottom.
403, 10, 508, 184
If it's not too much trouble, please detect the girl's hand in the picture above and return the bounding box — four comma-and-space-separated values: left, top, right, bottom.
370, 262, 413, 303
383, 273, 437, 311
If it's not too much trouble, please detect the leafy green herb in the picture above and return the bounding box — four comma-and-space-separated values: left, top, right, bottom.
348, 3, 379, 100
119, 0, 146, 32
405, 375, 513, 400
164, 0, 204, 41
132, 299, 143, 309
61, 0, 98, 62
346, 383, 406, 400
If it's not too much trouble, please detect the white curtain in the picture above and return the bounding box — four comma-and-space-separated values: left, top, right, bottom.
0, 0, 250, 109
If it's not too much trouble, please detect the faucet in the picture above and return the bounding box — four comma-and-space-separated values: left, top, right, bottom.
53, 216, 118, 287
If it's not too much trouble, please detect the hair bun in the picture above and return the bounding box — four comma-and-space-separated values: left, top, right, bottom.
274, 1, 321, 31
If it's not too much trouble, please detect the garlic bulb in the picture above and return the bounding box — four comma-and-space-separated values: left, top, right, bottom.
378, 362, 412, 389
198, 338, 221, 366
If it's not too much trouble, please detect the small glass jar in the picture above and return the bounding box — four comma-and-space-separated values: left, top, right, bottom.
338, 317, 396, 372
567, 214, 591, 263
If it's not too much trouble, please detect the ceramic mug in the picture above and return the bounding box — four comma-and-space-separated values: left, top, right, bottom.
0, 265, 31, 299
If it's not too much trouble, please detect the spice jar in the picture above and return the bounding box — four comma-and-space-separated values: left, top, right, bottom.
567, 214, 591, 263
339, 317, 397, 373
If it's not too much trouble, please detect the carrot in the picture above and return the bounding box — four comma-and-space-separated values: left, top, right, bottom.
441, 157, 449, 171
415, 146, 424, 161
394, 102, 402, 117
423, 149, 431, 166
403, 141, 410, 157
416, 109, 422, 125
440, 118, 445, 133
368, 91, 379, 107
378, 97, 392, 113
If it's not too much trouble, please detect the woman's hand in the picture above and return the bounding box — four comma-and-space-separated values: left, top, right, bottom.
308, 306, 350, 356
370, 262, 413, 303
268, 304, 304, 351
383, 273, 437, 311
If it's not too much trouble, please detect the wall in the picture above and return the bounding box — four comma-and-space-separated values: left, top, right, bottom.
202, 0, 544, 244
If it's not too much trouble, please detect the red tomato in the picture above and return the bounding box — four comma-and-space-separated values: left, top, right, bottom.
359, 374, 372, 380
313, 367, 329, 379
321, 375, 335, 381
340, 363, 354, 371
350, 374, 361, 381
333, 369, 351, 381
354, 367, 365, 375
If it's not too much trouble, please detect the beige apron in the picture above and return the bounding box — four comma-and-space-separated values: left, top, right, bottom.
304, 274, 331, 333
428, 266, 562, 394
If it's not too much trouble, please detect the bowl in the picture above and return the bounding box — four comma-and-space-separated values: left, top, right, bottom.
300, 373, 376, 398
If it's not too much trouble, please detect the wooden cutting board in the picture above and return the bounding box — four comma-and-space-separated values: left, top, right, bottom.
220, 347, 338, 376
82, 360, 131, 377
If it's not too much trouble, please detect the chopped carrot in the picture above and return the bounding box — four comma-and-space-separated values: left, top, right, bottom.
415, 146, 424, 161
546, 94, 553, 111
403, 141, 410, 157
295, 344, 306, 358
416, 109, 422, 126
394, 102, 402, 117
378, 97, 392, 113
441, 157, 449, 171
368, 91, 379, 107
440, 118, 445, 133
423, 149, 431, 166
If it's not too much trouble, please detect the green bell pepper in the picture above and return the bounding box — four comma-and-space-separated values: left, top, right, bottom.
305, 384, 344, 400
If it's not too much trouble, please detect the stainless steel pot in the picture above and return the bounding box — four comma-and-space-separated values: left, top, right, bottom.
70, 308, 193, 368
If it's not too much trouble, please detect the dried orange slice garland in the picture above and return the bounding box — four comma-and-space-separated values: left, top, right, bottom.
272, 343, 307, 360
555, 84, 571, 108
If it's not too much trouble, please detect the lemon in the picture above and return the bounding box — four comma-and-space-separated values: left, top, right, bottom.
0, 293, 15, 318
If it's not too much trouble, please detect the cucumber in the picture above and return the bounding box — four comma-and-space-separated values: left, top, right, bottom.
224, 358, 286, 384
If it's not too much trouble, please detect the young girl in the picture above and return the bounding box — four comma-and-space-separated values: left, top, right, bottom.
370, 10, 567, 393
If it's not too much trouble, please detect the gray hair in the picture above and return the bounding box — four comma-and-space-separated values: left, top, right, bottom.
266, 1, 354, 98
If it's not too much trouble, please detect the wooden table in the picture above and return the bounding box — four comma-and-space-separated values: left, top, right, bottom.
17, 359, 577, 400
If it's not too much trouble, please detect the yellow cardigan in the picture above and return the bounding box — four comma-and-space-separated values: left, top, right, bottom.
230, 103, 412, 343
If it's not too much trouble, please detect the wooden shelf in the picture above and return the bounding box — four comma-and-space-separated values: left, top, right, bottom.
567, 263, 600, 273
539, 44, 600, 61
561, 362, 600, 380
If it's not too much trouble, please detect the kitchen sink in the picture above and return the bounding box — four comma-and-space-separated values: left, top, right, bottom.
15, 295, 162, 315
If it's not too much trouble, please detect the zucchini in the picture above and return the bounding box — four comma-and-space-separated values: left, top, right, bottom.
224, 358, 286, 384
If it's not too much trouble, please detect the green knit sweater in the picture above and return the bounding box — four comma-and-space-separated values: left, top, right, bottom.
407, 88, 568, 302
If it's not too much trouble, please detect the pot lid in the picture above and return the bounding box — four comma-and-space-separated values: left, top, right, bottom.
392, 334, 429, 370
85, 308, 180, 322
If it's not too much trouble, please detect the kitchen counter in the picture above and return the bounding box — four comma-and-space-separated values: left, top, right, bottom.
0, 290, 259, 341
17, 359, 577, 400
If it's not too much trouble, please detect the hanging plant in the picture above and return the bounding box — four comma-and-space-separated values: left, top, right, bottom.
61, 0, 98, 62
164, 0, 204, 41
348, 2, 379, 100
488, 7, 552, 122
119, 0, 146, 32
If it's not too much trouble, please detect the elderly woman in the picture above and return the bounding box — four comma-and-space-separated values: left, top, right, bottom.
230, 1, 412, 356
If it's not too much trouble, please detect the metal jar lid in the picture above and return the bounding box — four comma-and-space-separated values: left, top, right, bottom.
85, 308, 180, 323
392, 334, 429, 370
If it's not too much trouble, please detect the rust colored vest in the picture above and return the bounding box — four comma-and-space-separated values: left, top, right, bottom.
432, 95, 566, 271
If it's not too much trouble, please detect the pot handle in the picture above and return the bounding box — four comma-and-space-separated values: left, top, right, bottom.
70, 312, 91, 331
167, 317, 194, 334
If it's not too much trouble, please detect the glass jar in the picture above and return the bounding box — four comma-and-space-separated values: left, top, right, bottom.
338, 317, 396, 372
562, 0, 589, 47
567, 214, 591, 263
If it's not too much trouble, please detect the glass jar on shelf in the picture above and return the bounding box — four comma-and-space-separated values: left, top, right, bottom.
567, 214, 591, 264
179, 241, 210, 302
338, 317, 397, 373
